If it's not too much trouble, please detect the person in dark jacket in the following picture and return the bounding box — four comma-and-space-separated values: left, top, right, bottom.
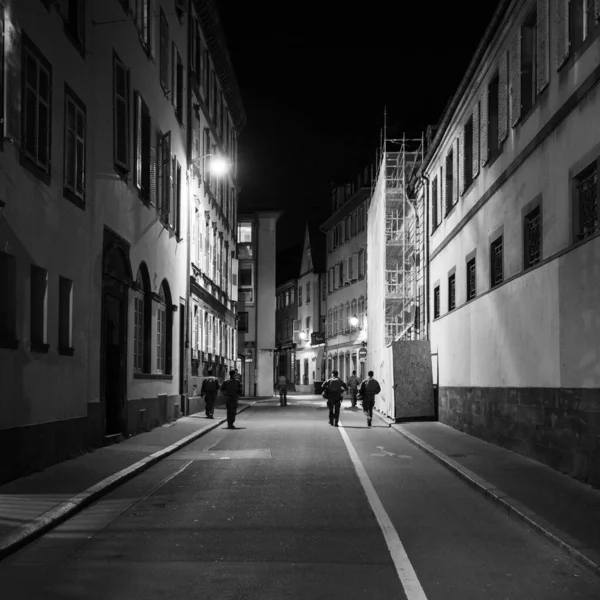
359, 371, 381, 427
322, 370, 348, 427
200, 369, 220, 418
221, 369, 243, 429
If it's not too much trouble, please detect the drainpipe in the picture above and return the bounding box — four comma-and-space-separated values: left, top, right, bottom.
421, 173, 431, 340
253, 215, 259, 398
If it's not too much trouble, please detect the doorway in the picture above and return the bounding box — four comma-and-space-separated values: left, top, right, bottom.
179, 301, 186, 414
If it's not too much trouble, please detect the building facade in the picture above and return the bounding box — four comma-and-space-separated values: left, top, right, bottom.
423, 0, 600, 485
236, 211, 281, 397
0, 0, 245, 485
294, 223, 327, 393
186, 0, 245, 412
321, 175, 370, 383
275, 278, 298, 391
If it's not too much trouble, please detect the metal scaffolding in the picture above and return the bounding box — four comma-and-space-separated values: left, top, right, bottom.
373, 133, 425, 346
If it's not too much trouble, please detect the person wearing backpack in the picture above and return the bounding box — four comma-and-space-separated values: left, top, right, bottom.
359, 370, 381, 427
322, 370, 348, 427
200, 369, 220, 419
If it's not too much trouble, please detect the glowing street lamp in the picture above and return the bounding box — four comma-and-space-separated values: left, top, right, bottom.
349, 315, 359, 328
189, 153, 230, 176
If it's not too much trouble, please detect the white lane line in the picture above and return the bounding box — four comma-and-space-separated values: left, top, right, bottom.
338, 423, 428, 600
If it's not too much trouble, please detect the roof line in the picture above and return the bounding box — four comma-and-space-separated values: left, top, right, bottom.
421, 0, 513, 172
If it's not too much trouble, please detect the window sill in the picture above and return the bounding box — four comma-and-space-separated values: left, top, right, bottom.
30, 342, 50, 354
63, 187, 85, 210
133, 372, 173, 381
0, 338, 19, 350
58, 346, 75, 356
20, 154, 51, 186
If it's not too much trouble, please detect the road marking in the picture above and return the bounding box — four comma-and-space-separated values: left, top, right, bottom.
338, 423, 428, 600
135, 460, 194, 505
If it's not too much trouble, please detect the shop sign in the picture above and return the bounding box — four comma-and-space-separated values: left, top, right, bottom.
311, 332, 326, 346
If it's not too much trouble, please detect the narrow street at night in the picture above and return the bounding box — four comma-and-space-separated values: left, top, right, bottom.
0, 397, 597, 600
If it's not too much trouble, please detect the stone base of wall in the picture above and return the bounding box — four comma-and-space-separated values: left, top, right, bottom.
125, 394, 182, 437
439, 387, 600, 488
0, 417, 88, 486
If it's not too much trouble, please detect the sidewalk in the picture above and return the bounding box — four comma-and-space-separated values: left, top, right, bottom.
385, 419, 600, 576
0, 399, 259, 561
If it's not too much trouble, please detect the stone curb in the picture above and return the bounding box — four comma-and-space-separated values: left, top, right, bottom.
0, 402, 257, 563
383, 419, 600, 578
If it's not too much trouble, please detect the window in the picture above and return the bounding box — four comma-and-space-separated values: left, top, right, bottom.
466, 258, 476, 301
573, 160, 599, 241
30, 265, 48, 351
521, 8, 538, 115
490, 236, 504, 287
524, 205, 542, 268
358, 249, 366, 279
351, 211, 357, 236
22, 35, 52, 178
488, 71, 500, 159
585, 0, 598, 40
134, 91, 151, 202
58, 277, 73, 355
358, 296, 365, 328
333, 306, 338, 335
156, 282, 172, 374
173, 45, 183, 122
298, 285, 302, 306
448, 273, 456, 311
306, 282, 311, 303
135, 0, 151, 53
570, 0, 586, 53
170, 157, 181, 234
63, 85, 86, 205
327, 309, 333, 337
65, 0, 85, 49
159, 9, 169, 92
238, 223, 252, 243
113, 53, 129, 171
445, 149, 454, 213
238, 311, 249, 333
0, 252, 17, 347
463, 118, 473, 191
240, 263, 253, 289
431, 176, 439, 230
306, 316, 311, 331
133, 267, 150, 369
158, 131, 171, 221
433, 286, 440, 319
290, 287, 295, 304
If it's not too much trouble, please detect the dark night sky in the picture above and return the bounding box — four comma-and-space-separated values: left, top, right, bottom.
217, 1, 499, 252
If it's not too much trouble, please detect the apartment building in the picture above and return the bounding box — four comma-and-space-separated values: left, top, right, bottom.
275, 278, 298, 391
424, 0, 600, 485
321, 174, 370, 383
294, 223, 327, 393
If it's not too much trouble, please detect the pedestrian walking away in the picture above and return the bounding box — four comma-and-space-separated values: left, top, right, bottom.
346, 370, 360, 407
359, 370, 381, 427
200, 369, 220, 419
321, 370, 348, 427
276, 374, 288, 406
221, 369, 244, 428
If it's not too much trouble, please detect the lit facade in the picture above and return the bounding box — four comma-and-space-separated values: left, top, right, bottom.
321, 175, 370, 383
424, 0, 600, 485
237, 211, 281, 397
294, 224, 327, 393
275, 278, 298, 391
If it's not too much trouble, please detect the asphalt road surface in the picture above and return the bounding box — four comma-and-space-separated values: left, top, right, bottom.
1, 396, 598, 599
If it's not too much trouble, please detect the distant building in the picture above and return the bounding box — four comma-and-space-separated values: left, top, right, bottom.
294, 223, 327, 393
275, 278, 299, 391
236, 211, 281, 397
321, 171, 371, 383
423, 0, 600, 485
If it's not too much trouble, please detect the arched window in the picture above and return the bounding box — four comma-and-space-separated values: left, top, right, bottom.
133, 263, 151, 373
156, 280, 173, 374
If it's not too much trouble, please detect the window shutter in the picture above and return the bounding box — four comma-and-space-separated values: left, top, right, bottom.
453, 137, 459, 202
160, 11, 169, 91
596, 0, 600, 23
509, 29, 521, 127
113, 56, 129, 170
161, 131, 171, 221
134, 92, 142, 190
537, 0, 550, 94
498, 50, 508, 142
458, 126, 465, 195
439, 164, 445, 217
75, 105, 85, 197
293, 319, 301, 343
231, 258, 238, 301
334, 264, 339, 289
171, 41, 177, 108
5, 19, 20, 144
480, 87, 489, 167
472, 102, 480, 178
352, 252, 358, 279
65, 98, 75, 191
150, 120, 157, 205
556, 0, 570, 70
37, 63, 51, 171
